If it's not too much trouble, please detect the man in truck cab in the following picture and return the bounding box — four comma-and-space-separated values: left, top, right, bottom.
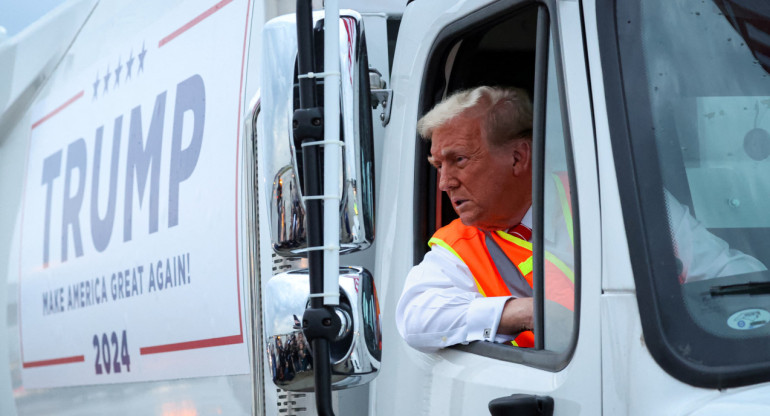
396, 86, 766, 353
396, 86, 554, 352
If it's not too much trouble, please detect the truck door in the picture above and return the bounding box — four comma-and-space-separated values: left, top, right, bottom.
378, 0, 601, 414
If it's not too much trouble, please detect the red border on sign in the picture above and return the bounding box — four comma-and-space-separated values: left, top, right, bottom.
158, 0, 234, 48
140, 334, 243, 355
30, 91, 84, 130
19, 0, 251, 369
22, 355, 85, 368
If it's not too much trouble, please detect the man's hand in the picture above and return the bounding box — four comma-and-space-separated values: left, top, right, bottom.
499, 298, 574, 351
498, 297, 534, 335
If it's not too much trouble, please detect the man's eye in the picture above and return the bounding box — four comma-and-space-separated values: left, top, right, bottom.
456, 156, 467, 164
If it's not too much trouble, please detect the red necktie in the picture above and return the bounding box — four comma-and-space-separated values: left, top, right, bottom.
510, 223, 532, 242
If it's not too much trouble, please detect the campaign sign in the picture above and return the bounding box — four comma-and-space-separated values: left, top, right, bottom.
18, 0, 252, 388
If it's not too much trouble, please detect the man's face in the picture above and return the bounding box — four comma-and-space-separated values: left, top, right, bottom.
429, 114, 531, 231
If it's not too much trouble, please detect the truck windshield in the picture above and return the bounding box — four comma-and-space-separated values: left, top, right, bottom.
612, 0, 770, 387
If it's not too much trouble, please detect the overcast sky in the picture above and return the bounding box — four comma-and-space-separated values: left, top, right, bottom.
0, 0, 63, 38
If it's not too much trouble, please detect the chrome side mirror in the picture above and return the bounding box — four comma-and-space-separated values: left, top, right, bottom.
259, 11, 375, 257
263, 267, 381, 391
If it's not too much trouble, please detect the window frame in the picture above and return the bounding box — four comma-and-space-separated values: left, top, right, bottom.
413, 0, 581, 371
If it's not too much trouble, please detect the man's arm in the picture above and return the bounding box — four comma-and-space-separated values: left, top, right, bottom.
666, 190, 766, 282
396, 245, 518, 352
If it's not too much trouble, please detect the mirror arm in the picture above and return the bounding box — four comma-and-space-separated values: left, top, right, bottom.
295, 0, 335, 414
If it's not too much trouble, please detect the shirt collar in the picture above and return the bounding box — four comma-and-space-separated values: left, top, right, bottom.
520, 206, 533, 230
501, 206, 533, 235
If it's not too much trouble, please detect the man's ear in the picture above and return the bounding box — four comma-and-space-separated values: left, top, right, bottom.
511, 139, 532, 176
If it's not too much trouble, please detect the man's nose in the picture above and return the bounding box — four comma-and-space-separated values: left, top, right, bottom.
438, 169, 458, 191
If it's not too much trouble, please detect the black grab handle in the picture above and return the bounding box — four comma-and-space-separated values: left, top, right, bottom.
488, 394, 554, 416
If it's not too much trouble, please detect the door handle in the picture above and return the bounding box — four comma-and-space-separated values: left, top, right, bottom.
488, 394, 554, 416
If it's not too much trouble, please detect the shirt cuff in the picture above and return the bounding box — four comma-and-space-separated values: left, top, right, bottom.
465, 296, 512, 343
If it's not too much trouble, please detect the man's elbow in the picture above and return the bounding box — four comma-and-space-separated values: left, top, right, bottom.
400, 330, 448, 353
396, 308, 424, 345
403, 335, 443, 354
396, 307, 449, 353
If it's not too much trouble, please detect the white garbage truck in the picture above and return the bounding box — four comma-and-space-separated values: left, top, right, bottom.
3, 0, 770, 414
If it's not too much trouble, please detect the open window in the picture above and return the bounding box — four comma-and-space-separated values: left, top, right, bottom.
413, 0, 579, 369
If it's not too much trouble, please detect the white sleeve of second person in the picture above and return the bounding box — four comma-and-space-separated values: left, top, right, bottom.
666, 190, 766, 282
396, 245, 513, 353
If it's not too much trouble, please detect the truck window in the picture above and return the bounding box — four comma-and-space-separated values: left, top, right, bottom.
603, 0, 770, 387
414, 2, 578, 367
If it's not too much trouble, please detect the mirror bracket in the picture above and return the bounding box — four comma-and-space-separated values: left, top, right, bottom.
369, 66, 393, 126
292, 107, 324, 148
302, 305, 342, 342
371, 88, 393, 126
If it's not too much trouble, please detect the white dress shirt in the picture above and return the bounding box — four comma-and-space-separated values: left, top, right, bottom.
396, 192, 766, 353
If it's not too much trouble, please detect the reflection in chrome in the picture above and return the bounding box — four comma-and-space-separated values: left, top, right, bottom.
263, 267, 381, 392
272, 165, 306, 250
259, 11, 375, 257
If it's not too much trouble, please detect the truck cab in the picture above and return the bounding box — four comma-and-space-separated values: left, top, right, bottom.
370, 0, 770, 414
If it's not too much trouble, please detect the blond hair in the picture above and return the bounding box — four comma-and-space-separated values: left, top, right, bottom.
417, 86, 533, 147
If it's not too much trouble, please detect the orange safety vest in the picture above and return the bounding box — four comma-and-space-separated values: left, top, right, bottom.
428, 173, 574, 348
